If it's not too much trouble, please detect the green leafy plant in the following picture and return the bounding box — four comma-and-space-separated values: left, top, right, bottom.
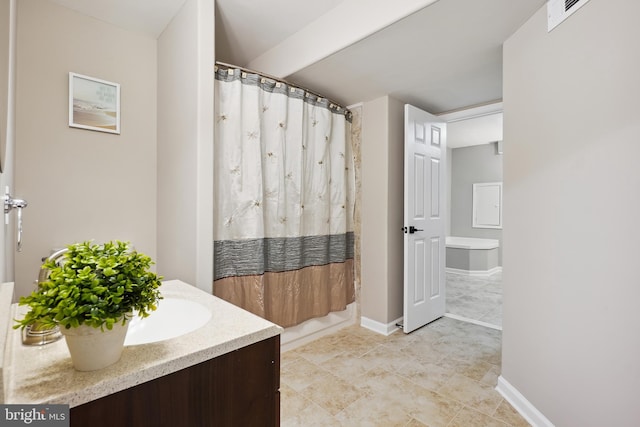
15, 241, 163, 331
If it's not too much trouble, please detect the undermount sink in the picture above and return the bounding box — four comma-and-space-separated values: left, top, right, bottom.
124, 297, 212, 346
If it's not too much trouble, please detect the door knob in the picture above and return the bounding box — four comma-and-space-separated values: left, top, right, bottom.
403, 226, 424, 234
409, 226, 423, 234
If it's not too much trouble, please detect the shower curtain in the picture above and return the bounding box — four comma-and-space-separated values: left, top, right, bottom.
213, 65, 355, 328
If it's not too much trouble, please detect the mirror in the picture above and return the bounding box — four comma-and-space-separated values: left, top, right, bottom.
0, 0, 12, 173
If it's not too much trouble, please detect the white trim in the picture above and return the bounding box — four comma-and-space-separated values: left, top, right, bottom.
496, 376, 555, 427
446, 236, 500, 250
280, 303, 356, 352
360, 316, 402, 336
444, 313, 501, 331
446, 266, 502, 277
437, 101, 503, 123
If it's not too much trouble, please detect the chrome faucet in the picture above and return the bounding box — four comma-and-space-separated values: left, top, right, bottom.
21, 248, 69, 346
37, 248, 68, 284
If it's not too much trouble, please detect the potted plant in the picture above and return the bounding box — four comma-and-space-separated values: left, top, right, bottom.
15, 240, 163, 371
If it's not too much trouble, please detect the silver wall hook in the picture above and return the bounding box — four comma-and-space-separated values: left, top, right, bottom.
4, 187, 28, 251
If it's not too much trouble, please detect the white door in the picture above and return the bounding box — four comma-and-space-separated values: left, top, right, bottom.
403, 104, 446, 333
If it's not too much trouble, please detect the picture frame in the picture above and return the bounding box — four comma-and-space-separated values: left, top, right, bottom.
69, 72, 120, 134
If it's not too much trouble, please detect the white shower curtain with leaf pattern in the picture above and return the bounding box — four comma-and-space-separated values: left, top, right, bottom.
213, 65, 355, 328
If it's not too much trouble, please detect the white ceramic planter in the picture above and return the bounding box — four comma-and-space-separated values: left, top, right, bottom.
59, 321, 129, 371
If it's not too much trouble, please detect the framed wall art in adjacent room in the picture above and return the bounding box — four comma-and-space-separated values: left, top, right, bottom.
69, 72, 120, 134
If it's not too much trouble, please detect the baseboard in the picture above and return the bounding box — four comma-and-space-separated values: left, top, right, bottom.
446, 266, 502, 277
281, 303, 356, 352
360, 316, 402, 336
496, 376, 555, 427
444, 313, 501, 331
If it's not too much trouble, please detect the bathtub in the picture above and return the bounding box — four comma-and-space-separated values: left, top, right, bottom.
446, 236, 501, 276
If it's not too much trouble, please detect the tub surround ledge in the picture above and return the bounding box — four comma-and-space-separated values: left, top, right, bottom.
2, 280, 282, 407
445, 236, 500, 250
445, 236, 501, 275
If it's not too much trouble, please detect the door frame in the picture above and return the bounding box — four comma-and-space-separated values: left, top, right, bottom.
0, 0, 18, 283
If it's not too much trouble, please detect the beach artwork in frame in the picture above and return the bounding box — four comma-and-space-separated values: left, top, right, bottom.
69, 72, 120, 134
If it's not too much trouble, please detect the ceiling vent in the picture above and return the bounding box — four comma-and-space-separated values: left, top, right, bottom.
547, 0, 592, 32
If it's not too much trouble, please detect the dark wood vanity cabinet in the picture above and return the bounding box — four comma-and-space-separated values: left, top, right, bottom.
70, 335, 280, 427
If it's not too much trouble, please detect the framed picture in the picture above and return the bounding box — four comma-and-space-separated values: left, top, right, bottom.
69, 72, 120, 134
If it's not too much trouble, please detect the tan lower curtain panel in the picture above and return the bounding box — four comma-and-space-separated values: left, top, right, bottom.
213, 260, 355, 328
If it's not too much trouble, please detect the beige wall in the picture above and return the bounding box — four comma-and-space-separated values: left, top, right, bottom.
360, 95, 404, 327
387, 97, 404, 323
502, 2, 640, 425
157, 0, 214, 292
361, 97, 388, 323
14, 0, 157, 297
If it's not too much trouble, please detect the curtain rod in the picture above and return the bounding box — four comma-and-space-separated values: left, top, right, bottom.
214, 61, 350, 115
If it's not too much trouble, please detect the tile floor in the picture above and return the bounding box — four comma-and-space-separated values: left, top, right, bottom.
280, 316, 529, 426
445, 272, 503, 328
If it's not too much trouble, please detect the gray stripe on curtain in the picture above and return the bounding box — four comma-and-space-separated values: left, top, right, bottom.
214, 232, 355, 280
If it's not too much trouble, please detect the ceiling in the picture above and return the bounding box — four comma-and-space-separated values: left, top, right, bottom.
48, 0, 188, 38
215, 0, 346, 67
297, 1, 543, 113
47, 0, 545, 148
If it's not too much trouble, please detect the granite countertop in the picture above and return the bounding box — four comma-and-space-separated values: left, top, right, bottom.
2, 280, 282, 407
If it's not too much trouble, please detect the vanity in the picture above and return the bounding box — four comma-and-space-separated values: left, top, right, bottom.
1, 280, 283, 426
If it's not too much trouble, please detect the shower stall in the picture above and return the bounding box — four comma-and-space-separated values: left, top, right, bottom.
213, 63, 360, 339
